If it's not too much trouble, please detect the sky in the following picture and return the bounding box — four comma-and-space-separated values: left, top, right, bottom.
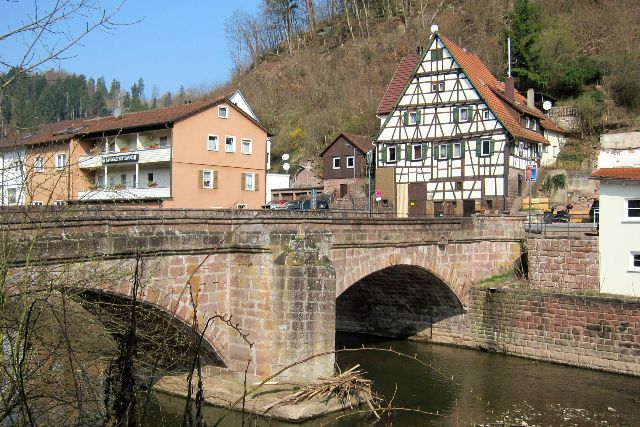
1, 0, 262, 96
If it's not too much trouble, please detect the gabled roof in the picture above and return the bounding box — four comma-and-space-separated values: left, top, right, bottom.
320, 133, 374, 157
591, 168, 640, 180
376, 33, 559, 144
0, 93, 270, 149
376, 55, 420, 116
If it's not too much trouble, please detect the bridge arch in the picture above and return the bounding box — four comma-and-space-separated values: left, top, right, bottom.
76, 289, 227, 370
336, 264, 465, 338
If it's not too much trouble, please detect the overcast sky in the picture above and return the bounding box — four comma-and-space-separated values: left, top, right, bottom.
1, 0, 262, 96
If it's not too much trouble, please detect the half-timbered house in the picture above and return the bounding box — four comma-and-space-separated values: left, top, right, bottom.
375, 26, 561, 217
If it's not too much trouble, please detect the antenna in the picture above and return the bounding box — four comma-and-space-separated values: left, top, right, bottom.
507, 37, 512, 78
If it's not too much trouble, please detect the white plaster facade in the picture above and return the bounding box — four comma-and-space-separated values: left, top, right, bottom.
0, 147, 27, 206
598, 179, 640, 296
266, 173, 290, 204
598, 131, 640, 169
541, 129, 565, 166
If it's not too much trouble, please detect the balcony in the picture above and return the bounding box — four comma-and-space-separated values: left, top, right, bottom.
77, 185, 170, 201
78, 147, 172, 169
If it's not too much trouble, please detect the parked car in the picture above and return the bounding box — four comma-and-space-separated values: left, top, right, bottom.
264, 199, 290, 210
286, 199, 330, 211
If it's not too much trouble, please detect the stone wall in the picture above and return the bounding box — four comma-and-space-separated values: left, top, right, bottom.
549, 106, 580, 132
528, 235, 599, 292
425, 287, 640, 376
323, 177, 368, 210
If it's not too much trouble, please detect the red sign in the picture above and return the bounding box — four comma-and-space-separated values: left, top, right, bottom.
375, 190, 382, 201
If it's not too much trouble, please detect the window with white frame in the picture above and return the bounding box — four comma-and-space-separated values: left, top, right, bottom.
630, 252, 640, 272
439, 144, 448, 160
207, 135, 219, 151
333, 157, 340, 169
431, 81, 445, 92
626, 199, 640, 219
159, 136, 169, 147
453, 142, 462, 158
218, 106, 228, 118
202, 170, 213, 189
55, 153, 67, 170
480, 140, 491, 156
34, 156, 44, 173
387, 146, 396, 162
244, 173, 255, 191
7, 188, 17, 205
241, 139, 252, 155
483, 109, 490, 120
32, 201, 43, 206
225, 136, 235, 152
412, 144, 422, 160
460, 108, 470, 121
346, 156, 355, 168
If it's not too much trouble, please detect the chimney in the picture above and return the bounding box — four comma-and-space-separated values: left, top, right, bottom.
527, 88, 535, 109
505, 77, 515, 101
416, 46, 424, 56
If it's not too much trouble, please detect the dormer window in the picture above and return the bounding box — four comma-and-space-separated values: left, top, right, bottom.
525, 116, 537, 130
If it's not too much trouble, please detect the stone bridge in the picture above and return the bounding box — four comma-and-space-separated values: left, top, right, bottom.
2, 208, 524, 382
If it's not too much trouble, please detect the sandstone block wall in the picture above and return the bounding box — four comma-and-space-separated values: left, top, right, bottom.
528, 235, 599, 292
424, 287, 640, 376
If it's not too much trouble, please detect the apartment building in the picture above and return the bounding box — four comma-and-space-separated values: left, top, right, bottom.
0, 91, 271, 209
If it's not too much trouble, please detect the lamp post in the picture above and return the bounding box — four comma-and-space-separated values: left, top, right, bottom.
345, 142, 356, 211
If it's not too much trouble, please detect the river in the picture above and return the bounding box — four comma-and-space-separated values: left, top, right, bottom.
145, 332, 640, 426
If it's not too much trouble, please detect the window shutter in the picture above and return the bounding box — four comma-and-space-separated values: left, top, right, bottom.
403, 111, 409, 125
453, 107, 459, 123
468, 106, 474, 122
241, 173, 246, 191
460, 142, 466, 158
395, 145, 400, 161
476, 141, 481, 157
254, 173, 259, 191
199, 170, 204, 188
447, 143, 453, 159
422, 143, 428, 160
416, 110, 422, 124
381, 145, 387, 163
433, 144, 439, 160
490, 139, 495, 155
212, 171, 218, 189
405, 144, 411, 160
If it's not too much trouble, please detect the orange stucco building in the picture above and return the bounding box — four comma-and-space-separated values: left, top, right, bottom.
0, 92, 271, 209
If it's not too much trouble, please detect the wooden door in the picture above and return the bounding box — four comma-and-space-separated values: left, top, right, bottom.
408, 182, 427, 217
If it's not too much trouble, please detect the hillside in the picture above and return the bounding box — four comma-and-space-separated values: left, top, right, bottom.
215, 0, 640, 172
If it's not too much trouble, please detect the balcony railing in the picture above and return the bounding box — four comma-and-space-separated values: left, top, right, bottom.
78, 147, 172, 169
77, 185, 170, 201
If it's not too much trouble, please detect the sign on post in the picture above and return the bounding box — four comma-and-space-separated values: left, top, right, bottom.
375, 190, 382, 201
525, 165, 537, 182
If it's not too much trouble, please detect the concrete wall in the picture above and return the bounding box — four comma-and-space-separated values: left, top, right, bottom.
528, 235, 600, 292
425, 287, 640, 376
599, 181, 640, 296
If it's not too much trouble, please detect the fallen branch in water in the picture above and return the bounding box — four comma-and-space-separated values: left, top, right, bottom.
261, 364, 381, 418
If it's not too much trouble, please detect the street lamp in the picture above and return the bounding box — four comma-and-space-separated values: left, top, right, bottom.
345, 142, 356, 211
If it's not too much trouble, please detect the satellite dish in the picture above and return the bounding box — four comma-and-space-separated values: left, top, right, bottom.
282, 153, 290, 161
113, 107, 122, 118
430, 24, 439, 34
282, 163, 290, 171
542, 100, 552, 111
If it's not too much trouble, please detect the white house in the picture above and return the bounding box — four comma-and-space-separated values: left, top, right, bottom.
374, 26, 563, 217
591, 167, 640, 297
0, 146, 27, 206
598, 131, 640, 169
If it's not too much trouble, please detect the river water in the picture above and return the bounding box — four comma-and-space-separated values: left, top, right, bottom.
146, 333, 640, 426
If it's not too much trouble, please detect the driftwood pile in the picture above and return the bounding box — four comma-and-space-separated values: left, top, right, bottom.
262, 365, 381, 417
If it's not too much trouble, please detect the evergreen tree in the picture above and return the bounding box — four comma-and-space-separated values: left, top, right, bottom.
109, 79, 121, 99
505, 0, 543, 88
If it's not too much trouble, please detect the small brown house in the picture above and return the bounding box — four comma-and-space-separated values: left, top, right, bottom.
319, 133, 374, 210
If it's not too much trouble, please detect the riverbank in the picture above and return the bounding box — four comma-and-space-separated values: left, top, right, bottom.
423, 282, 640, 377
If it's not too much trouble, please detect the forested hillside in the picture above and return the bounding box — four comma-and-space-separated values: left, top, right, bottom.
3, 1, 640, 173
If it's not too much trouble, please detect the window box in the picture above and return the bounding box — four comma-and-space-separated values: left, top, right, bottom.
147, 181, 158, 188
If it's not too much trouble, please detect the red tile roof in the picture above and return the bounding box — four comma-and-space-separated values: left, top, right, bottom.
320, 133, 373, 156
0, 94, 269, 149
438, 34, 549, 145
376, 55, 420, 115
591, 168, 640, 180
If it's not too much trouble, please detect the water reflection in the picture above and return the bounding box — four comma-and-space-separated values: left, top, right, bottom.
145, 333, 640, 426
